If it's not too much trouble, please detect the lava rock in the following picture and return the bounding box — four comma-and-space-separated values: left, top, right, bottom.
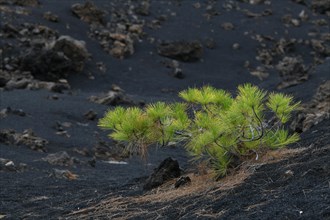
291, 80, 330, 132
42, 151, 79, 166
157, 41, 203, 62
0, 129, 48, 152
89, 85, 132, 106
311, 0, 330, 14
43, 11, 59, 22
174, 176, 191, 188
71, 1, 106, 25
20, 35, 89, 81
276, 56, 309, 89
143, 157, 181, 190
84, 110, 98, 121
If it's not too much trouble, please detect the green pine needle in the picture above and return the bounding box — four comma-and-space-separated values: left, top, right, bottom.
99, 84, 301, 179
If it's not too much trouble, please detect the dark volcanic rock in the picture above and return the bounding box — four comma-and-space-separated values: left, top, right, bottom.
174, 176, 191, 188
134, 0, 150, 16
84, 110, 98, 121
0, 129, 48, 152
89, 85, 133, 106
2, 0, 40, 6
143, 157, 181, 190
20, 35, 89, 81
71, 1, 106, 25
157, 41, 203, 62
291, 80, 330, 132
42, 151, 79, 166
43, 11, 59, 22
0, 107, 26, 118
0, 70, 11, 87
0, 158, 27, 172
276, 56, 309, 89
311, 0, 330, 14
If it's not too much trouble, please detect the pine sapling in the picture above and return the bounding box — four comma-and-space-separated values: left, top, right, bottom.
99, 84, 300, 178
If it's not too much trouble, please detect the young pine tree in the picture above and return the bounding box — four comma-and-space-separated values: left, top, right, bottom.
98, 84, 300, 178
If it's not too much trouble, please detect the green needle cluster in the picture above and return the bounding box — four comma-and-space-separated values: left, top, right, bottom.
99, 84, 300, 178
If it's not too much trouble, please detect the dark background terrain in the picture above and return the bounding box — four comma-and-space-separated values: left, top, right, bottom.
0, 0, 329, 219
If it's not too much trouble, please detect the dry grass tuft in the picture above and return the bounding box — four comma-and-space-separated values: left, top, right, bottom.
65, 146, 307, 219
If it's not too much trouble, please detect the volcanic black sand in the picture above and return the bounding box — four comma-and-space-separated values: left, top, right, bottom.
0, 0, 329, 219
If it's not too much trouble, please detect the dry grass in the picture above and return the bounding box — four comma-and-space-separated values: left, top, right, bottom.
65, 146, 308, 219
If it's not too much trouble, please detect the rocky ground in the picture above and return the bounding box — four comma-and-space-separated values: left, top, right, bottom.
0, 0, 329, 219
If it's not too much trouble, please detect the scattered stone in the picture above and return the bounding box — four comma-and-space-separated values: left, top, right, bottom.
221, 22, 235, 30
42, 151, 79, 166
55, 131, 71, 138
109, 34, 134, 59
20, 35, 89, 81
291, 81, 330, 132
4, 71, 33, 90
11, 0, 40, 7
48, 95, 59, 100
54, 121, 72, 132
320, 33, 330, 41
82, 2, 145, 59
0, 23, 78, 92
71, 1, 106, 25
256, 49, 273, 65
276, 56, 309, 89
232, 43, 240, 50
93, 140, 128, 160
84, 110, 97, 121
157, 41, 203, 62
193, 2, 201, 9
143, 157, 181, 190
26, 79, 71, 92
174, 176, 191, 188
204, 3, 220, 19
244, 9, 272, 18
0, 70, 10, 87
0, 107, 26, 118
134, 0, 150, 16
89, 85, 132, 106
244, 61, 250, 68
53, 121, 71, 137
291, 18, 300, 27
0, 158, 27, 172
312, 18, 328, 26
204, 38, 216, 49
91, 30, 136, 59
128, 24, 143, 35
311, 0, 330, 15
248, 0, 265, 4
2, 22, 57, 39
88, 157, 96, 168
73, 147, 92, 157
284, 170, 294, 177
298, 10, 309, 21
147, 19, 162, 29
51, 36, 89, 70
274, 38, 297, 55
52, 168, 78, 180
310, 39, 330, 57
0, 129, 48, 152
43, 11, 59, 22
173, 67, 184, 79
250, 66, 269, 80
96, 62, 106, 73
162, 60, 185, 79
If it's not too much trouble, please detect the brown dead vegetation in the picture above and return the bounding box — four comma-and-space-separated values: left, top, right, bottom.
65, 146, 307, 219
